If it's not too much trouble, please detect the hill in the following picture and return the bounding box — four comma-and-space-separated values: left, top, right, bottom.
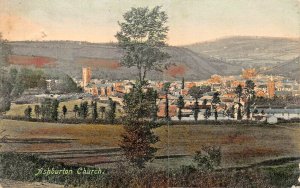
185, 36, 300, 66
8, 41, 242, 80
262, 56, 300, 81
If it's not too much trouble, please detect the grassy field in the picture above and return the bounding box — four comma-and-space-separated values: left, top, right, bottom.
6, 99, 123, 119
1, 119, 300, 169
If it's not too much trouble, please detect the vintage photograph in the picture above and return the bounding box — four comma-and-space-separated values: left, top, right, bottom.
0, 0, 299, 187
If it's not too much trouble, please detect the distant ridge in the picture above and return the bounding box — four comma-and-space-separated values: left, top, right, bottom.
185, 36, 300, 65
7, 36, 299, 80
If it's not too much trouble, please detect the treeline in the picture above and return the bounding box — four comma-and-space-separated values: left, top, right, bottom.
0, 68, 47, 113
21, 98, 118, 124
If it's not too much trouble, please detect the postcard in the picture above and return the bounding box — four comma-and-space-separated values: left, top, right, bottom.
0, 0, 299, 187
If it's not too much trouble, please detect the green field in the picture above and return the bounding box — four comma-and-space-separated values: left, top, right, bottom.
1, 119, 299, 169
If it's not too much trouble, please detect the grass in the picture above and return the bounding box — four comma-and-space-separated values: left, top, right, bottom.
1, 119, 300, 168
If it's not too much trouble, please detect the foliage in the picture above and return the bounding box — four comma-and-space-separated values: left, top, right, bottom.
0, 69, 12, 112
73, 104, 79, 118
0, 33, 11, 67
211, 92, 221, 120
176, 95, 185, 121
106, 98, 116, 124
55, 74, 80, 93
34, 105, 41, 118
0, 152, 278, 187
163, 82, 171, 120
24, 105, 32, 119
11, 68, 47, 98
235, 84, 243, 120
181, 77, 185, 89
188, 86, 211, 121
79, 101, 89, 119
120, 84, 159, 168
194, 146, 221, 171
41, 99, 51, 120
188, 86, 211, 102
245, 80, 256, 119
62, 105, 67, 118
51, 99, 59, 121
115, 6, 170, 84
91, 101, 98, 121
99, 106, 106, 119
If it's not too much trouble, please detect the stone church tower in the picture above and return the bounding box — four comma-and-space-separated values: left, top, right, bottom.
267, 76, 275, 98
82, 67, 91, 88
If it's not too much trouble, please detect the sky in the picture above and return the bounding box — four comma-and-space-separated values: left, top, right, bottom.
0, 0, 299, 45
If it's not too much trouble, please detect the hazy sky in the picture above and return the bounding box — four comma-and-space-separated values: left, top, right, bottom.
0, 0, 299, 45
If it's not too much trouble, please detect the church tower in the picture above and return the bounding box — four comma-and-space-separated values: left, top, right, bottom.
267, 76, 275, 98
82, 67, 91, 88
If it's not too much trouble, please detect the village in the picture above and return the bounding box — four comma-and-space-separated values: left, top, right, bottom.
32, 67, 299, 123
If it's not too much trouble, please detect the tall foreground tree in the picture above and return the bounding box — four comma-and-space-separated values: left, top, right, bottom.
117, 6, 169, 168
120, 85, 159, 168
115, 6, 170, 85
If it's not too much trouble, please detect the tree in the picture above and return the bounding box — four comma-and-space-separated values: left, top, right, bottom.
92, 101, 98, 121
79, 101, 89, 119
211, 92, 221, 121
34, 105, 41, 118
245, 80, 256, 119
177, 95, 185, 121
145, 88, 158, 121
107, 98, 116, 124
0, 35, 12, 113
99, 106, 106, 119
194, 146, 221, 171
56, 74, 80, 93
73, 104, 79, 118
0, 70, 12, 113
230, 105, 235, 119
62, 105, 67, 119
51, 99, 59, 121
117, 6, 169, 168
24, 106, 32, 119
115, 6, 170, 85
202, 99, 210, 120
188, 86, 211, 122
235, 85, 243, 120
163, 82, 171, 121
40, 99, 52, 120
120, 84, 159, 168
181, 77, 185, 90
0, 33, 11, 68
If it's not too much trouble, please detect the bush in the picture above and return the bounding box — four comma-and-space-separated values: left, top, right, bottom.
194, 146, 221, 171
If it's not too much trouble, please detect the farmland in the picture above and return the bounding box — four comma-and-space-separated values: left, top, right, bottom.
1, 119, 299, 169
